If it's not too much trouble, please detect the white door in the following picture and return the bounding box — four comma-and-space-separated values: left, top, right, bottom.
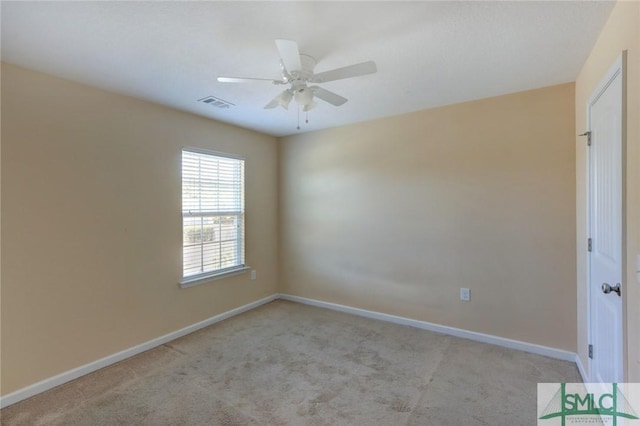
588, 53, 625, 384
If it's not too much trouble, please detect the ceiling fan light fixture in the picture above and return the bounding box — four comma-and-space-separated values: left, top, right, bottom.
279, 90, 293, 109
294, 87, 314, 106
303, 101, 317, 112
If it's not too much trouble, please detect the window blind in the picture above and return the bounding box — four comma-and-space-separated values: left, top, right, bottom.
182, 149, 245, 279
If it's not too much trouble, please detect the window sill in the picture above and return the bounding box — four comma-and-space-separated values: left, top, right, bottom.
179, 266, 251, 289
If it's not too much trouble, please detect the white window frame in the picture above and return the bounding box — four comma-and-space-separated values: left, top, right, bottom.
179, 147, 248, 288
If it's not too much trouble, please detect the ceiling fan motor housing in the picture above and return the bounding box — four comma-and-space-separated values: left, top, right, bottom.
289, 54, 316, 82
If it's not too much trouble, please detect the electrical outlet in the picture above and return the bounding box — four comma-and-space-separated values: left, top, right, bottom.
460, 288, 470, 302
250, 270, 257, 280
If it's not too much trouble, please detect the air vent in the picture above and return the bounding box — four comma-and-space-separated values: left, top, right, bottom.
198, 96, 234, 109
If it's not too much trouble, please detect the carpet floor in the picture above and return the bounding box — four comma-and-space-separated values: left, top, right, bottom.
1, 300, 580, 425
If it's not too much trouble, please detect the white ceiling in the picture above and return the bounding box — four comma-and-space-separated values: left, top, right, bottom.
1, 1, 614, 137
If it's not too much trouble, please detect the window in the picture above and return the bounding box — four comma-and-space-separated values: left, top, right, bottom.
181, 148, 246, 285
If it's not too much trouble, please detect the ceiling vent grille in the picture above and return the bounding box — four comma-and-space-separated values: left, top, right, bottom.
198, 96, 234, 109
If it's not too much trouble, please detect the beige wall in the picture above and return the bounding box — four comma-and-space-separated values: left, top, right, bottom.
279, 84, 577, 351
575, 0, 640, 382
0, 63, 279, 395
0, 59, 3, 395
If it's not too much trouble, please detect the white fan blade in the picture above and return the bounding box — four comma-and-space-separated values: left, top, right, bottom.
311, 61, 377, 83
218, 76, 282, 84
264, 94, 282, 109
311, 86, 348, 106
275, 39, 302, 73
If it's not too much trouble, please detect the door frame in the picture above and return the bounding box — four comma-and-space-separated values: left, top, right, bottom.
586, 51, 627, 383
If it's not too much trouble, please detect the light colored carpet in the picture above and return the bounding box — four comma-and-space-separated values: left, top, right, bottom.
1, 300, 580, 425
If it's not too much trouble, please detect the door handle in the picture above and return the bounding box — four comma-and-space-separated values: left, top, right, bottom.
602, 282, 621, 297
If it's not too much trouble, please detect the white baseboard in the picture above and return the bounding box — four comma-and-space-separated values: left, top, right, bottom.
0, 294, 278, 409
278, 293, 577, 362
575, 353, 589, 382
2, 292, 579, 408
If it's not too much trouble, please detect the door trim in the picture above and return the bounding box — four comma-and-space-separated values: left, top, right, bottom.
585, 51, 627, 383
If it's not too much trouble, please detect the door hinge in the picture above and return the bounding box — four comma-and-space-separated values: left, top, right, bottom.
588, 344, 593, 359
579, 131, 592, 146
588, 238, 592, 252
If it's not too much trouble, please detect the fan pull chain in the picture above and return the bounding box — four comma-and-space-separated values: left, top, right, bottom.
295, 106, 312, 130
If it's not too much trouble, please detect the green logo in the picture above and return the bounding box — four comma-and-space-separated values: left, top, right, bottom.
539, 383, 639, 425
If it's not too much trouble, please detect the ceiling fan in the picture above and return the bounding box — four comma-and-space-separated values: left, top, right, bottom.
217, 40, 377, 112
